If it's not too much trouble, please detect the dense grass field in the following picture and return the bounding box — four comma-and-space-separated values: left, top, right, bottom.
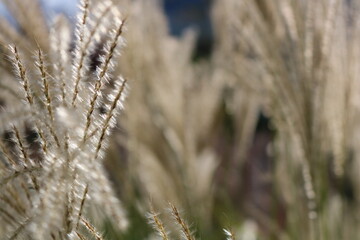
0, 0, 360, 239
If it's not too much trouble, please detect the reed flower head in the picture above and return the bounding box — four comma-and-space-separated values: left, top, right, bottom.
0, 0, 129, 238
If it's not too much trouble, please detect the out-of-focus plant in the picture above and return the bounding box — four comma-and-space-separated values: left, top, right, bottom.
104, 0, 264, 238
214, 0, 360, 239
118, 0, 222, 230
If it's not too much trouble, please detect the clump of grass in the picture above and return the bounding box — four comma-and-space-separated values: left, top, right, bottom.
117, 0, 222, 229
0, 0, 129, 238
213, 0, 360, 238
3, 0, 360, 239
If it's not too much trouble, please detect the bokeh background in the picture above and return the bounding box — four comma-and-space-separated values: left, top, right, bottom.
0, 0, 213, 56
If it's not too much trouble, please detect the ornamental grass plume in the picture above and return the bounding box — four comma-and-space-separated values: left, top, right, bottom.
115, 0, 222, 229
0, 0, 129, 238
99, 0, 262, 238
4, 0, 360, 239
213, 0, 360, 238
